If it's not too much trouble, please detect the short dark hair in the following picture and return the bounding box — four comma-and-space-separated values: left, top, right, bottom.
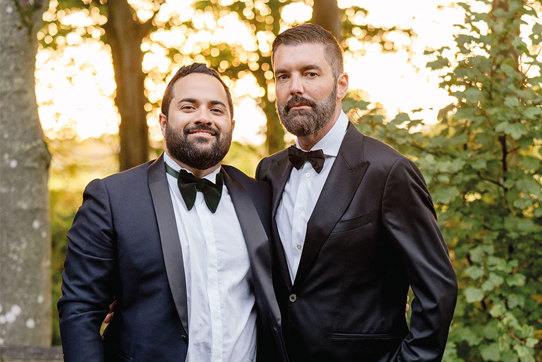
272, 24, 344, 78
161, 63, 234, 119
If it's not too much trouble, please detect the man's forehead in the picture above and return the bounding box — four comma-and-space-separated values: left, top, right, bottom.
173, 73, 228, 101
273, 43, 328, 70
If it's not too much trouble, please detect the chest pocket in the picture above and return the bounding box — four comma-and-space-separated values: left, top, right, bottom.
331, 213, 372, 234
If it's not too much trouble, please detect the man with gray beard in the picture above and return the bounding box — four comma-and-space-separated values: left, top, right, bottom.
256, 24, 457, 361
58, 63, 288, 362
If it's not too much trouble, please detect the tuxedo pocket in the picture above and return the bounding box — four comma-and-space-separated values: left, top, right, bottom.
331, 213, 372, 234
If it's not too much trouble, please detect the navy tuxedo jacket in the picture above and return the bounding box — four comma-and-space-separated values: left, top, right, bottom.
256, 123, 458, 362
58, 155, 287, 362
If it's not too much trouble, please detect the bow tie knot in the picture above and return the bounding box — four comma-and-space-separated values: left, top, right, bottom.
166, 163, 223, 213
288, 146, 325, 173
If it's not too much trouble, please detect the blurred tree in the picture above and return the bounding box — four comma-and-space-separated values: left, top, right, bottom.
45, 0, 160, 170
40, 0, 412, 160
0, 0, 52, 346
103, 0, 156, 170
312, 0, 341, 40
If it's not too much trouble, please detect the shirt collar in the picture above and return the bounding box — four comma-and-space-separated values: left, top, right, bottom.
163, 151, 221, 184
295, 110, 348, 157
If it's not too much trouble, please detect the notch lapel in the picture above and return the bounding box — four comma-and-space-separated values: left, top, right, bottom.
294, 124, 370, 287
147, 155, 189, 334
222, 168, 282, 323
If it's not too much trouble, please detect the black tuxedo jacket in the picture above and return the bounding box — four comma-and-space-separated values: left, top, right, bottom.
58, 155, 288, 362
256, 123, 458, 362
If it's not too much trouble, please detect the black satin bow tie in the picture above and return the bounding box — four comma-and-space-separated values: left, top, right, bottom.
165, 163, 223, 213
288, 145, 325, 173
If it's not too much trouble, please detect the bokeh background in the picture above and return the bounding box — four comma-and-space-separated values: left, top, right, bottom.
1, 0, 541, 361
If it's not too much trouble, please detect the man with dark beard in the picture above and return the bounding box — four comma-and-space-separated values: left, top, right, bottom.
256, 24, 458, 361
58, 63, 287, 362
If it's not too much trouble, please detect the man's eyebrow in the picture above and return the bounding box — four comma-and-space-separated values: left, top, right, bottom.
177, 98, 197, 105
209, 100, 227, 108
177, 98, 226, 108
275, 64, 323, 74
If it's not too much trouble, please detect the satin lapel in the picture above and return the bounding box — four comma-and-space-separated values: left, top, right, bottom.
222, 169, 282, 323
269, 155, 294, 290
270, 153, 294, 217
147, 155, 189, 334
294, 124, 370, 287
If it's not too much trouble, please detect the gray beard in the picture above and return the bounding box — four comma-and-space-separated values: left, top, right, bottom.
277, 85, 337, 137
165, 123, 231, 170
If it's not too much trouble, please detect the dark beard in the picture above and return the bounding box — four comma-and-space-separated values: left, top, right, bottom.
277, 85, 337, 137
165, 123, 231, 170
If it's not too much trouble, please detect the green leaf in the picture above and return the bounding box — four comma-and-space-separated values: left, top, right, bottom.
507, 294, 524, 308
483, 321, 499, 339
504, 96, 520, 107
506, 274, 526, 287
490, 303, 506, 317
432, 186, 461, 205
525, 338, 538, 348
464, 87, 484, 102
496, 121, 527, 139
465, 286, 484, 302
481, 343, 501, 361
465, 266, 484, 279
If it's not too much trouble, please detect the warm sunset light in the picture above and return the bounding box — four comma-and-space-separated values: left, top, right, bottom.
35, 0, 541, 144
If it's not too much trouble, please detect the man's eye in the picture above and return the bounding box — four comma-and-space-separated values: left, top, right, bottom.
211, 108, 224, 114
277, 74, 289, 81
305, 72, 318, 78
181, 105, 195, 111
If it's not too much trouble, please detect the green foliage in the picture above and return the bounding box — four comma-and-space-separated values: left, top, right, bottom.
350, 0, 542, 360
50, 189, 80, 345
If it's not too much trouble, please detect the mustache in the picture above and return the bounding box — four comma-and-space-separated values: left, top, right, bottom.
284, 95, 317, 113
183, 124, 219, 137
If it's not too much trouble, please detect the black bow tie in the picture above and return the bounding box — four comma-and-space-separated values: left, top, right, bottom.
288, 146, 325, 173
165, 163, 223, 213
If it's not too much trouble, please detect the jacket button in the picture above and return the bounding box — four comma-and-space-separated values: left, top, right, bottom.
181, 334, 188, 342
289, 294, 297, 303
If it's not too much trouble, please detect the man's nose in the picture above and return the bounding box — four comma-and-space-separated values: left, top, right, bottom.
194, 108, 213, 125
289, 74, 304, 96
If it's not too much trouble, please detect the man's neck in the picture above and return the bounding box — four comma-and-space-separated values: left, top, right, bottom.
165, 150, 221, 178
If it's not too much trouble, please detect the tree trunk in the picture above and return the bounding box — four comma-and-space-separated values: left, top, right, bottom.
0, 0, 52, 346
311, 0, 341, 41
103, 0, 151, 170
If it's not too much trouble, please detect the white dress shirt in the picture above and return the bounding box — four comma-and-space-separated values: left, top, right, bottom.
164, 152, 257, 362
276, 111, 349, 282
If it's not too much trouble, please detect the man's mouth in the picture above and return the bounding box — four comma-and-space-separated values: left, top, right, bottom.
185, 126, 218, 138
289, 103, 312, 111
285, 96, 315, 113
189, 129, 215, 136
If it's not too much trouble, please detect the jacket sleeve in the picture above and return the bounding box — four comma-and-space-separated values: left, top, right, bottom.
382, 157, 458, 361
57, 178, 116, 362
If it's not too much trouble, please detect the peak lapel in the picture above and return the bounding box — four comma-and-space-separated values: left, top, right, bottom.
294, 124, 370, 287
147, 155, 189, 334
270, 154, 294, 217
269, 155, 295, 290
222, 168, 282, 323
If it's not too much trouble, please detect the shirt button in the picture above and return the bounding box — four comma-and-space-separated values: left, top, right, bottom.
297, 207, 304, 212
289, 294, 297, 303
296, 244, 302, 250
305, 173, 310, 178
181, 334, 188, 342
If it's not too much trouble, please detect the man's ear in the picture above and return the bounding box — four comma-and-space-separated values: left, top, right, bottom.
336, 72, 349, 100
231, 118, 235, 131
159, 113, 167, 136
